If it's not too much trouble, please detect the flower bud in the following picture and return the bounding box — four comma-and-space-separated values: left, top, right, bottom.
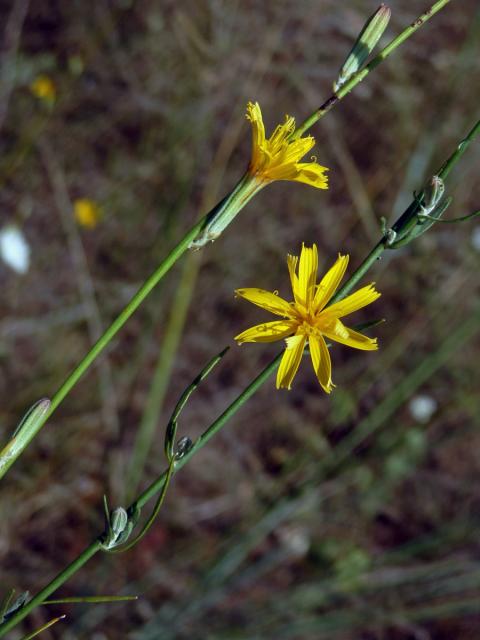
110, 507, 129, 538
334, 4, 391, 92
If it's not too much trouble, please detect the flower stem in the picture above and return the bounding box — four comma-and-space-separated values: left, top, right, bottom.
135, 351, 283, 509
0, 215, 207, 481
1, 115, 478, 637
0, 543, 101, 637
0, 1, 453, 483
19, 615, 66, 640
0, 353, 282, 638
332, 118, 480, 304
391, 118, 480, 240
293, 0, 453, 139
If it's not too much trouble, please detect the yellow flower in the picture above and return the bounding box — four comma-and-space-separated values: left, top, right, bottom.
30, 75, 56, 102
235, 244, 380, 392
246, 101, 328, 189
189, 102, 328, 249
74, 199, 102, 229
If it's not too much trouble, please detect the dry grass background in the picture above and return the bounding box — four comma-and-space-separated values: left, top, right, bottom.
0, 1, 479, 638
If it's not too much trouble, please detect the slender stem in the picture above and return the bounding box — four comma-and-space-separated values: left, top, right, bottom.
437, 119, 480, 181
0, 543, 101, 637
42, 596, 138, 604
0, 0, 453, 482
110, 459, 175, 553
0, 215, 208, 481
48, 219, 206, 414
329, 240, 386, 305
392, 118, 480, 237
0, 354, 282, 637
19, 615, 66, 640
293, 0, 453, 139
1, 115, 478, 638
135, 351, 283, 509
125, 253, 202, 499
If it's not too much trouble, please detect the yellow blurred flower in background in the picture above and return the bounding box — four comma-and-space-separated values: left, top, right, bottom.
73, 199, 102, 229
235, 244, 380, 392
30, 75, 56, 103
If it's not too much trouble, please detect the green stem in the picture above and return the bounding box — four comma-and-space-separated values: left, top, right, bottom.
437, 118, 480, 181
42, 596, 137, 604
1, 115, 477, 638
19, 615, 66, 640
0, 0, 453, 482
125, 251, 203, 500
109, 459, 175, 553
329, 240, 386, 305
134, 351, 283, 509
293, 0, 453, 139
0, 543, 102, 637
0, 215, 208, 481
391, 118, 480, 238
0, 354, 281, 637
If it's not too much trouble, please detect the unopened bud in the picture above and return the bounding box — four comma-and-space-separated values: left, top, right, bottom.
334, 4, 391, 92
110, 507, 129, 538
419, 175, 445, 216
175, 436, 193, 460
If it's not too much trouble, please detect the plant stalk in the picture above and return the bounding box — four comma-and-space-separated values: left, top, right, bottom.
293, 0, 453, 138
0, 0, 453, 482
0, 113, 477, 637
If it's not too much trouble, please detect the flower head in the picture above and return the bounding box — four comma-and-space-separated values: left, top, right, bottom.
188, 102, 329, 249
30, 75, 56, 103
235, 244, 380, 392
246, 102, 328, 189
74, 199, 102, 229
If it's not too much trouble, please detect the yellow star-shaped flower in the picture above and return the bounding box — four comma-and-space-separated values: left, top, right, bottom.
246, 101, 328, 189
235, 244, 380, 392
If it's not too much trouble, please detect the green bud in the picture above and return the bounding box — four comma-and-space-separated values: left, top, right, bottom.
110, 507, 129, 538
334, 4, 391, 92
12, 398, 50, 438
419, 175, 445, 216
101, 506, 135, 550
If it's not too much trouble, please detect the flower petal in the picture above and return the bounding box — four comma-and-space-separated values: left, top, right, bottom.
245, 101, 329, 189
297, 244, 318, 307
309, 335, 334, 393
325, 284, 381, 319
246, 101, 266, 151
276, 333, 306, 390
279, 136, 315, 165
235, 288, 294, 317
287, 254, 299, 292
293, 162, 329, 189
235, 320, 296, 343
322, 319, 379, 351
313, 254, 349, 312
268, 115, 295, 153
263, 163, 299, 182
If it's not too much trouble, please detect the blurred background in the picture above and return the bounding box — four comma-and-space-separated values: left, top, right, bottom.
1, 0, 479, 638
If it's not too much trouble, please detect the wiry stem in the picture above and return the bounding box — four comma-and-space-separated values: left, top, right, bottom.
293, 0, 453, 139
0, 0, 453, 482
0, 214, 208, 480
1, 115, 477, 637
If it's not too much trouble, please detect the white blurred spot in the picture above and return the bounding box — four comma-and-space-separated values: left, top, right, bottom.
409, 394, 437, 424
0, 225, 30, 274
471, 226, 480, 252
277, 524, 310, 557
